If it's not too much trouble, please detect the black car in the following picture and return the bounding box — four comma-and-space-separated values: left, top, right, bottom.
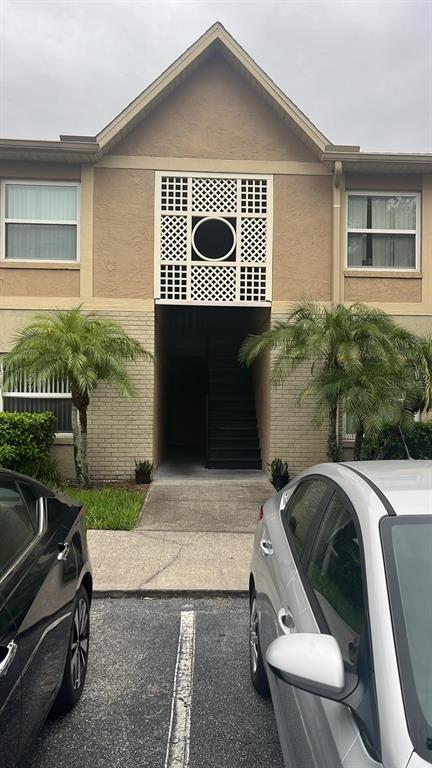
0, 469, 92, 768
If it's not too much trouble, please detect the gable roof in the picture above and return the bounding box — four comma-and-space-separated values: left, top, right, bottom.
0, 23, 431, 171
94, 22, 331, 158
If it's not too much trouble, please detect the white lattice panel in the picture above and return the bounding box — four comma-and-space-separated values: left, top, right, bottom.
241, 179, 267, 214
157, 173, 272, 304
240, 266, 267, 302
192, 177, 237, 214
160, 215, 188, 261
240, 217, 267, 262
191, 265, 236, 302
160, 263, 187, 300
161, 176, 188, 212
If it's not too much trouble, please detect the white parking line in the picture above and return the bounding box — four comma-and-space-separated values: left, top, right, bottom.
164, 610, 196, 768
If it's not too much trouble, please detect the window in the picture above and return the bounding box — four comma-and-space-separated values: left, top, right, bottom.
18, 483, 39, 531
283, 478, 329, 556
0, 482, 37, 577
343, 412, 357, 442
307, 491, 365, 669
381, 516, 432, 762
347, 192, 419, 270
1, 181, 79, 262
0, 362, 72, 434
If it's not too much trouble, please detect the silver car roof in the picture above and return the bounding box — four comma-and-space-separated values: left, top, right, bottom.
342, 460, 432, 518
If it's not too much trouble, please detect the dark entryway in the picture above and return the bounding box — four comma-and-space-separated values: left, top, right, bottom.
155, 306, 269, 469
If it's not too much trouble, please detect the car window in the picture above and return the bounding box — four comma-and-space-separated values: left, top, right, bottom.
307, 491, 366, 670
0, 482, 37, 578
283, 478, 329, 556
18, 483, 40, 531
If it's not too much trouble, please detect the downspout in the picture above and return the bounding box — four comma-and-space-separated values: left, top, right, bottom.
332, 160, 343, 307
332, 160, 343, 454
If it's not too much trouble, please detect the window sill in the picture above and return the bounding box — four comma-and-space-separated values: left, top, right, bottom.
0, 261, 80, 270
344, 270, 422, 279
54, 433, 73, 445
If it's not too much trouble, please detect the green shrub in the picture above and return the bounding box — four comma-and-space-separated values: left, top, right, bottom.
0, 411, 59, 484
362, 421, 432, 460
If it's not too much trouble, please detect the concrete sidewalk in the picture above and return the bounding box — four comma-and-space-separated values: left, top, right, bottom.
88, 476, 273, 594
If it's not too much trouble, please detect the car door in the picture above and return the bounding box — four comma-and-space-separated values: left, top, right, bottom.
258, 477, 335, 763
279, 488, 381, 767
0, 593, 21, 768
0, 481, 77, 761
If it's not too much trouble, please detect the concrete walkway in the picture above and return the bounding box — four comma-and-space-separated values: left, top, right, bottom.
88, 474, 273, 594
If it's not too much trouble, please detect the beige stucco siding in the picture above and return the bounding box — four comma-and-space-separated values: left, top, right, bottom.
344, 276, 422, 303
345, 174, 423, 192
0, 268, 80, 297
113, 53, 317, 162
0, 162, 81, 181
272, 174, 332, 301
0, 309, 38, 350
93, 168, 154, 298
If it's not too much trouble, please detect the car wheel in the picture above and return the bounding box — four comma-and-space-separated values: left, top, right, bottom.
249, 591, 270, 696
52, 585, 90, 715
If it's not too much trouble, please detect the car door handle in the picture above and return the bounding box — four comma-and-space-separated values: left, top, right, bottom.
278, 608, 296, 634
260, 539, 274, 556
0, 640, 18, 678
57, 542, 70, 561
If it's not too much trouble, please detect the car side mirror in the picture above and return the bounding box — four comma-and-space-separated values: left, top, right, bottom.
266, 633, 348, 701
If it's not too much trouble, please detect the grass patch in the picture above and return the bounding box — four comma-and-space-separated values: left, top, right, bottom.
62, 485, 145, 530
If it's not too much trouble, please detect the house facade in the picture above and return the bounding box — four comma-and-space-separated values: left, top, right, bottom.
1, 23, 431, 479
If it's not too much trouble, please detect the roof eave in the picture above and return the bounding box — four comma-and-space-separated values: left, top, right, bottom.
322, 150, 432, 173
0, 139, 100, 163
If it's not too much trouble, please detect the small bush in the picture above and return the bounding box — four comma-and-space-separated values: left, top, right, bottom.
0, 411, 59, 484
362, 421, 432, 460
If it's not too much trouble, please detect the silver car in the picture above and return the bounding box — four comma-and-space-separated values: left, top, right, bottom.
249, 460, 432, 768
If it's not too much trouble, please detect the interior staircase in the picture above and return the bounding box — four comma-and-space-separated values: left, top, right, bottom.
206, 337, 262, 470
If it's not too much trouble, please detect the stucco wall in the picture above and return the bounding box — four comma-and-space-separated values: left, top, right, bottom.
113, 53, 317, 162
272, 174, 333, 301
0, 309, 42, 350
93, 168, 154, 299
345, 173, 422, 192
0, 162, 81, 181
344, 277, 422, 303
0, 268, 80, 298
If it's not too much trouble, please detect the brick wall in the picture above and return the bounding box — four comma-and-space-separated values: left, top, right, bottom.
269, 313, 328, 476
87, 311, 155, 480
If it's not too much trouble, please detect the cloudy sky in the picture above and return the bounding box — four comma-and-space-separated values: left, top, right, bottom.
1, 0, 431, 152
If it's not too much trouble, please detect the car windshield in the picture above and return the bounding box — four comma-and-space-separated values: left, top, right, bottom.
381, 515, 432, 761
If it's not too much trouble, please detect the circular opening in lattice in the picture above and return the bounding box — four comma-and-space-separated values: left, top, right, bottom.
192, 217, 236, 261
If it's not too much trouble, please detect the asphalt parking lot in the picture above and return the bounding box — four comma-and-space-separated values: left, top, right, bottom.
32, 597, 285, 768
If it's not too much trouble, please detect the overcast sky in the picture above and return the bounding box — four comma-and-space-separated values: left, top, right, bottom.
1, 0, 431, 152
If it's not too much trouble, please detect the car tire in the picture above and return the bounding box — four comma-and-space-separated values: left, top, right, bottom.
249, 591, 270, 696
52, 585, 90, 715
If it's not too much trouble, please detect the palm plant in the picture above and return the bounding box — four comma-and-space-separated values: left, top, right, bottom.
239, 301, 413, 462
3, 307, 153, 486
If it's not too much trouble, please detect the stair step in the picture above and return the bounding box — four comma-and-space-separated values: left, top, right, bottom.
209, 427, 258, 437
207, 458, 262, 469
208, 447, 261, 458
209, 434, 260, 444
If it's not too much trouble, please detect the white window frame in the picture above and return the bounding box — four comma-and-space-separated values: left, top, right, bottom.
0, 361, 72, 437
345, 190, 421, 272
343, 412, 356, 443
0, 179, 81, 264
